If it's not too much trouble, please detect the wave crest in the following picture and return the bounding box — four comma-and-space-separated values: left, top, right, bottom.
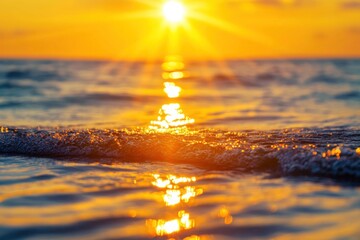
1, 127, 359, 180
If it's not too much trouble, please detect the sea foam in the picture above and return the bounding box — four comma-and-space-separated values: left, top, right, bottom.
1, 127, 359, 180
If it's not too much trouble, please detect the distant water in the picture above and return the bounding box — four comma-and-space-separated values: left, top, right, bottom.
0, 59, 359, 129
0, 59, 360, 239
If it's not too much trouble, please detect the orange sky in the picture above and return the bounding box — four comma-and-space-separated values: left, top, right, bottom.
0, 0, 359, 61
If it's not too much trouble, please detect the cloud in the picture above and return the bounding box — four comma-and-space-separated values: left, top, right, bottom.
0, 29, 36, 39
341, 1, 360, 9
255, 0, 288, 6
81, 0, 153, 11
224, 0, 311, 8
347, 26, 360, 34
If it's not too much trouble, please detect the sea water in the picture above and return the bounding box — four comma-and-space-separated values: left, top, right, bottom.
0, 59, 359, 239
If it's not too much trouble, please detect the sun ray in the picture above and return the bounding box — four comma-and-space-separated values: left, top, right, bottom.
182, 21, 235, 77
110, 22, 168, 105
180, 22, 229, 106
189, 12, 273, 46
108, 0, 287, 61
112, 10, 161, 21
134, 0, 163, 8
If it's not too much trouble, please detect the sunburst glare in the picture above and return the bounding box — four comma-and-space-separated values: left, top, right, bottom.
163, 0, 186, 24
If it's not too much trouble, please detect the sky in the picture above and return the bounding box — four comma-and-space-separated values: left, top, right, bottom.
0, 0, 359, 61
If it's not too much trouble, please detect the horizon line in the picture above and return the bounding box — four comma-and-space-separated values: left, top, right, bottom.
0, 55, 359, 63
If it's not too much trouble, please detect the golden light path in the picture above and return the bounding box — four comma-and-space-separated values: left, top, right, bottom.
146, 174, 203, 237
163, 82, 181, 98
149, 56, 195, 131
146, 0, 268, 132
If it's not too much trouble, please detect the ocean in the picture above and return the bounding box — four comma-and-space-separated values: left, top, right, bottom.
0, 58, 359, 239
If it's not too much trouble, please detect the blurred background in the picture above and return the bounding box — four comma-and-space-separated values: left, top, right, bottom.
0, 0, 359, 129
1, 0, 360, 61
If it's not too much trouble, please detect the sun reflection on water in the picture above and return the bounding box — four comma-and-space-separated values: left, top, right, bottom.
146, 210, 195, 236
162, 71, 186, 80
152, 174, 202, 206
149, 56, 195, 131
162, 57, 185, 71
149, 103, 195, 130
146, 174, 202, 237
218, 207, 233, 225
164, 82, 182, 98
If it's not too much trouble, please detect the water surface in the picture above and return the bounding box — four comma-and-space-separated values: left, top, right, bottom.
0, 58, 360, 239
1, 155, 359, 240
0, 59, 359, 129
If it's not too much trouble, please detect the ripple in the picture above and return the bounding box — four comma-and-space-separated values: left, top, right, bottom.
0, 216, 143, 239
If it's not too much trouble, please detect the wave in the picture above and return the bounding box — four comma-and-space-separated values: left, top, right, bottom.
334, 91, 360, 101
0, 93, 163, 109
1, 127, 359, 180
4, 69, 65, 82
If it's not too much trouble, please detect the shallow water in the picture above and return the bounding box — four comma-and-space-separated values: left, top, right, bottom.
0, 58, 360, 239
1, 155, 359, 240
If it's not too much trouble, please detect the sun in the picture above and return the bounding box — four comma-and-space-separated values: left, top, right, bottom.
162, 0, 186, 24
